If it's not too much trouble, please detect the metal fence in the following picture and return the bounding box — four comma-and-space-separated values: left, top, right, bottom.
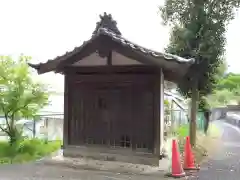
0, 114, 64, 141
164, 109, 205, 137
30, 114, 63, 141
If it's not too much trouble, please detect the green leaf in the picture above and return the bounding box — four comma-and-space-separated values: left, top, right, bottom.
0, 55, 50, 142
159, 0, 239, 100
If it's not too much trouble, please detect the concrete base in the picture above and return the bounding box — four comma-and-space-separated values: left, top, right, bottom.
63, 145, 159, 166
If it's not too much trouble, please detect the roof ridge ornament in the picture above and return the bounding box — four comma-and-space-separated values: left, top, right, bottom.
92, 12, 121, 36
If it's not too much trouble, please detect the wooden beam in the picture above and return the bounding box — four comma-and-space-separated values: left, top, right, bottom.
159, 68, 164, 157
63, 75, 69, 149
62, 65, 181, 83
154, 72, 160, 156
63, 65, 158, 74
107, 51, 112, 65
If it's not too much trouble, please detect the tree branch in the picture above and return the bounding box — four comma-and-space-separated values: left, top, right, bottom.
0, 125, 10, 136
11, 102, 31, 117
0, 103, 11, 131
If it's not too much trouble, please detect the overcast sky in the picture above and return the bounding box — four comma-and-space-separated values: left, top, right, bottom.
0, 0, 239, 93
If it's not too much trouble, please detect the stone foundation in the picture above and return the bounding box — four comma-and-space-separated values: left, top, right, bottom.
63, 145, 160, 166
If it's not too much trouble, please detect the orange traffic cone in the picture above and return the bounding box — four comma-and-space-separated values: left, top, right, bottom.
168, 139, 185, 178
183, 136, 200, 170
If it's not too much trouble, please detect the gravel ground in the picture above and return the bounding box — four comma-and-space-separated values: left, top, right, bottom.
0, 162, 166, 180
189, 120, 240, 180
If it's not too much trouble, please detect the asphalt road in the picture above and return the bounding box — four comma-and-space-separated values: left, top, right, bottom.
189, 120, 240, 180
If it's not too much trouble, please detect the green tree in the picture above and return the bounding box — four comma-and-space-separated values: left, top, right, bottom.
216, 58, 228, 79
205, 73, 240, 107
207, 89, 236, 107
160, 0, 240, 145
217, 73, 240, 91
0, 55, 49, 145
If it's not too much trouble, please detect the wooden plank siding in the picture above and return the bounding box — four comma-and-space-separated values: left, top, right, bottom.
64, 69, 158, 153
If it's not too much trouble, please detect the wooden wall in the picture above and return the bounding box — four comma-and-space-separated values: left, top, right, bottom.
63, 67, 161, 154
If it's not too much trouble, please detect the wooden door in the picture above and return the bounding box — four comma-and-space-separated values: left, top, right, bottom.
89, 82, 133, 148
109, 83, 133, 148
78, 81, 134, 148
108, 80, 154, 152
68, 74, 154, 150
82, 83, 112, 146
132, 82, 154, 152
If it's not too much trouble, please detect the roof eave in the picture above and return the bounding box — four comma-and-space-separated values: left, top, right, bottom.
28, 63, 39, 70
28, 62, 57, 74
28, 63, 42, 74
27, 27, 195, 77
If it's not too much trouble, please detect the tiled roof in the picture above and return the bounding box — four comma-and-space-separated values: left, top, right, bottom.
28, 13, 195, 74
97, 27, 194, 64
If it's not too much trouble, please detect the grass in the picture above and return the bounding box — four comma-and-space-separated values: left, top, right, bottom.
176, 125, 189, 138
0, 138, 62, 164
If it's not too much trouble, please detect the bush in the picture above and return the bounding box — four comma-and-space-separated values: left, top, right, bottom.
176, 125, 189, 137
0, 138, 62, 164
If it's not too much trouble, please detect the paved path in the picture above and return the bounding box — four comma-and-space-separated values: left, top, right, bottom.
190, 120, 240, 180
